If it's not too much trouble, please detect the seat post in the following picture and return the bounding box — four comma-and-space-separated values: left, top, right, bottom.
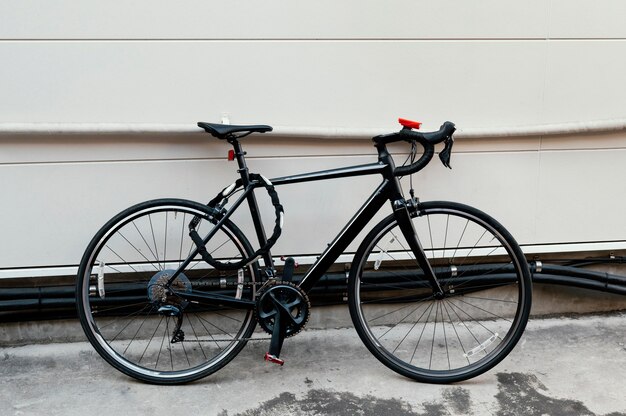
228, 137, 251, 186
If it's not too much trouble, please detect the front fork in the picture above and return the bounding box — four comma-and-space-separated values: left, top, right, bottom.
392, 198, 445, 299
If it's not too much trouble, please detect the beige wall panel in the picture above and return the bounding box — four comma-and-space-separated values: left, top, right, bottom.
548, 0, 626, 38
4, 3, 625, 43
0, 41, 547, 129
533, 148, 626, 244
0, 1, 547, 40
542, 41, 626, 124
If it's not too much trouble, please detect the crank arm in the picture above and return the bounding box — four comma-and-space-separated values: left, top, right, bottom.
266, 299, 287, 364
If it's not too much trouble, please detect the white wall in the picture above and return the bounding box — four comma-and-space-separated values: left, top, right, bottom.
1, 1, 626, 128
0, 1, 625, 275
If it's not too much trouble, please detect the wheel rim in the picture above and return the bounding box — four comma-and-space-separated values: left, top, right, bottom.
354, 205, 529, 380
79, 203, 257, 380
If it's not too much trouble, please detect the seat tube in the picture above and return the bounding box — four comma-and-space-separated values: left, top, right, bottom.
392, 198, 444, 297
230, 138, 274, 270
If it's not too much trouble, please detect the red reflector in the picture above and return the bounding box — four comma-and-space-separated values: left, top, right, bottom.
227, 149, 235, 161
398, 118, 422, 130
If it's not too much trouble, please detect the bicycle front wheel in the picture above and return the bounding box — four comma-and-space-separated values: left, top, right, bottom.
76, 199, 259, 384
348, 201, 531, 383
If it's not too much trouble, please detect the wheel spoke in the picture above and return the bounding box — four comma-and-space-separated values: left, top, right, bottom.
163, 212, 169, 270
148, 214, 161, 271
132, 221, 162, 268
179, 213, 186, 268
117, 231, 161, 272
448, 296, 512, 324
442, 300, 470, 365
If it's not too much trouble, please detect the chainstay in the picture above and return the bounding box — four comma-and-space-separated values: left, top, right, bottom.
179, 336, 272, 343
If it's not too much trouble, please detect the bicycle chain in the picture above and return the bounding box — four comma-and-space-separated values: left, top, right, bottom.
190, 278, 292, 290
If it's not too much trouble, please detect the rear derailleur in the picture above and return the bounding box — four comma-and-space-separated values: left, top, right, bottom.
148, 269, 192, 344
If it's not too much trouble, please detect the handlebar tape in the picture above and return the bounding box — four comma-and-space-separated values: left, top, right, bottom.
377, 121, 456, 177
373, 121, 455, 146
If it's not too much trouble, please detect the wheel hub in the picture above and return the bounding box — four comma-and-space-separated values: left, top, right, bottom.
148, 270, 191, 306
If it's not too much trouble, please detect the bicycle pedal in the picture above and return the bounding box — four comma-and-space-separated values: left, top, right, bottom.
264, 353, 285, 366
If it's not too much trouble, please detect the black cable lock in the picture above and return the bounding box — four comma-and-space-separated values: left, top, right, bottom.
189, 173, 284, 271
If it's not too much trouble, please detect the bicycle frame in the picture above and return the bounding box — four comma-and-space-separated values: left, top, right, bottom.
75, 120, 536, 385
168, 137, 443, 306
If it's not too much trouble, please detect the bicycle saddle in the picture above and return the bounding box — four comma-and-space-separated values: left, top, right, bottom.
198, 122, 273, 139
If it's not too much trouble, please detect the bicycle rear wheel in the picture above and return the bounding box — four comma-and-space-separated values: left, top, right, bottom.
348, 201, 531, 383
76, 199, 259, 384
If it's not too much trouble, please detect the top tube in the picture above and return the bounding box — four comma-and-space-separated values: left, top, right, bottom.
270, 162, 388, 186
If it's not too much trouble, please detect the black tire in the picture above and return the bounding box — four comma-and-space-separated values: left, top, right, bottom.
76, 199, 259, 384
348, 201, 531, 383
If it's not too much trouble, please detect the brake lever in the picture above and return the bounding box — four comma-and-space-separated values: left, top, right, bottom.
439, 136, 454, 169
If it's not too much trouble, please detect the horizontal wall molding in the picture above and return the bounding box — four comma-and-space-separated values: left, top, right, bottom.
1, 119, 626, 140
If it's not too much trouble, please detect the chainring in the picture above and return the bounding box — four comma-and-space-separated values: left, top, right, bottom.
255, 282, 310, 338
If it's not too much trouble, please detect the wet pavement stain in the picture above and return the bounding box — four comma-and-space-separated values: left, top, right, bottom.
228, 389, 425, 416
495, 372, 626, 416
442, 387, 472, 414
223, 374, 625, 416
226, 387, 477, 416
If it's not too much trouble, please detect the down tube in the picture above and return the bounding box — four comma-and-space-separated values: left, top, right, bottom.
297, 180, 392, 292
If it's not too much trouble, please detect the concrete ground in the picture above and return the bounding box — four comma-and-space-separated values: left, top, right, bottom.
1, 312, 625, 416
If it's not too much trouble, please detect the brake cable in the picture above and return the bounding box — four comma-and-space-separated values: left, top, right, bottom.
408, 139, 418, 200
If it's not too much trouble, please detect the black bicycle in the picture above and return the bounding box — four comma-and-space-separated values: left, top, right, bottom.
76, 119, 532, 384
